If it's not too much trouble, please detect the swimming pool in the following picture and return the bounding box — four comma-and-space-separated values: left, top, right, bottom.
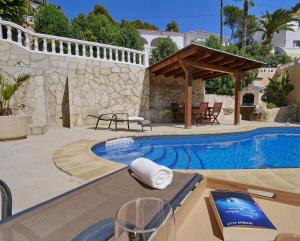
92, 127, 300, 170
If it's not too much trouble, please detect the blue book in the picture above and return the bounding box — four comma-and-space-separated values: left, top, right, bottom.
209, 190, 277, 241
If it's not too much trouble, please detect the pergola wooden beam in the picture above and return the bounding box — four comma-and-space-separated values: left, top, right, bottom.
181, 59, 243, 75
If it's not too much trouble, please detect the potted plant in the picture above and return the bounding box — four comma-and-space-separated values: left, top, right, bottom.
0, 73, 30, 140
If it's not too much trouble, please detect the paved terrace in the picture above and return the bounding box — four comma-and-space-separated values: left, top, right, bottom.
1, 120, 300, 214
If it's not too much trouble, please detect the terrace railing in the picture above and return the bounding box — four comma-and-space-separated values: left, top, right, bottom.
0, 19, 149, 67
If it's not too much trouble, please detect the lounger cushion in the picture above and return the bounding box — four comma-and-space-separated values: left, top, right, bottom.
128, 116, 144, 121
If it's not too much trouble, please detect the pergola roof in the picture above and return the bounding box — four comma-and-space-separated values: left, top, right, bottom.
148, 44, 264, 80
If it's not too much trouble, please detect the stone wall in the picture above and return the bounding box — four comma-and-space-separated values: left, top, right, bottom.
0, 40, 148, 127
203, 94, 234, 109
266, 104, 298, 122
149, 74, 204, 122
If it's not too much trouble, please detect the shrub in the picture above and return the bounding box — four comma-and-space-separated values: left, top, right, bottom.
0, 0, 29, 24
263, 71, 294, 107
266, 102, 278, 109
34, 3, 71, 37
151, 38, 178, 63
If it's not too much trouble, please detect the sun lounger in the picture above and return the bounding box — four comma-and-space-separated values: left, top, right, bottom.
0, 168, 202, 241
89, 113, 152, 131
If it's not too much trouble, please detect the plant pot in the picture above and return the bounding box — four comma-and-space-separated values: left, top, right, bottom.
0, 116, 28, 141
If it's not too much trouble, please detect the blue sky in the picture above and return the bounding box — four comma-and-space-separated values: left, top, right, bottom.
48, 0, 299, 38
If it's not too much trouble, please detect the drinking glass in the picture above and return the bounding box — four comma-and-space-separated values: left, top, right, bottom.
115, 197, 176, 241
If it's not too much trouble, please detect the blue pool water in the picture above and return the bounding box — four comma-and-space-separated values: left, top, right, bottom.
92, 128, 300, 170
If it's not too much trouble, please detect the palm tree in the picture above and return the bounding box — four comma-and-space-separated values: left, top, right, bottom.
220, 0, 224, 44
257, 9, 297, 45
234, 0, 255, 51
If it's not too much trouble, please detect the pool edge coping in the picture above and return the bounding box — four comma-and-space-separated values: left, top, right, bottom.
53, 125, 300, 193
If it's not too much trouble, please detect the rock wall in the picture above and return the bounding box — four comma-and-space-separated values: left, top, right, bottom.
149, 74, 204, 122
266, 104, 298, 122
203, 94, 235, 109
0, 40, 148, 127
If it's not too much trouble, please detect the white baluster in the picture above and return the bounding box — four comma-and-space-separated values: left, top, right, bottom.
133, 52, 136, 64
67, 42, 71, 55
17, 29, 22, 44
34, 36, 38, 51
109, 48, 112, 60
75, 43, 79, 56
116, 49, 119, 61
89, 45, 93, 58
139, 54, 142, 65
51, 39, 55, 53
43, 38, 47, 52
59, 40, 63, 54
25, 33, 30, 49
103, 47, 107, 59
122, 50, 125, 62
96, 46, 100, 58
82, 44, 86, 57
6, 25, 12, 41
0, 24, 2, 39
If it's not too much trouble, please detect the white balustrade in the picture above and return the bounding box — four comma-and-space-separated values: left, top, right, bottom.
0, 19, 148, 67
17, 29, 22, 44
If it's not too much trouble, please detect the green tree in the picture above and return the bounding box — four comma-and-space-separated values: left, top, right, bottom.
151, 38, 178, 63
256, 9, 297, 45
90, 3, 115, 23
234, 14, 258, 45
119, 21, 144, 50
0, 0, 29, 24
223, 5, 243, 40
234, 0, 255, 50
71, 12, 143, 50
291, 3, 300, 12
166, 21, 180, 32
121, 19, 159, 30
263, 71, 294, 107
34, 3, 71, 37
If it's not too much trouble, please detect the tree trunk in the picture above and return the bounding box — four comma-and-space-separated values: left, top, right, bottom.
220, 0, 224, 44
266, 33, 273, 45
242, 0, 249, 51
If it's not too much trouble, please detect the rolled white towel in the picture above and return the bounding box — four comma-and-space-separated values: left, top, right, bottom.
130, 158, 173, 189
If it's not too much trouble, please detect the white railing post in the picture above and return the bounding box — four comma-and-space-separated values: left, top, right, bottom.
133, 52, 136, 64
103, 47, 107, 60
25, 33, 30, 49
0, 23, 2, 39
109, 48, 112, 60
43, 38, 47, 52
82, 44, 86, 57
67, 42, 71, 55
59, 40, 63, 54
96, 46, 100, 59
51, 39, 55, 53
17, 29, 22, 44
122, 50, 125, 62
116, 49, 119, 61
34, 36, 38, 51
75, 43, 79, 56
144, 48, 149, 67
6, 25, 12, 41
139, 54, 142, 65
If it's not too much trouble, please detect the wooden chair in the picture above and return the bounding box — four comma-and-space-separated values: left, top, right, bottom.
208, 102, 222, 125
193, 102, 209, 125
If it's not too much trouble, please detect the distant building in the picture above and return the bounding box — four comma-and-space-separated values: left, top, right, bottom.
139, 29, 230, 57
253, 10, 300, 58
29, 0, 46, 10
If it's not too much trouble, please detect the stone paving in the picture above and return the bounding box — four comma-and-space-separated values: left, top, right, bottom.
1, 120, 300, 214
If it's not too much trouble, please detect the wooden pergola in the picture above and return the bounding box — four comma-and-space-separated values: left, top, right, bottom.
148, 44, 263, 128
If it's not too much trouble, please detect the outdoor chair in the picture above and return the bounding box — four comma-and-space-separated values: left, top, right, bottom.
89, 113, 152, 131
193, 102, 209, 125
0, 168, 203, 241
208, 102, 222, 125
